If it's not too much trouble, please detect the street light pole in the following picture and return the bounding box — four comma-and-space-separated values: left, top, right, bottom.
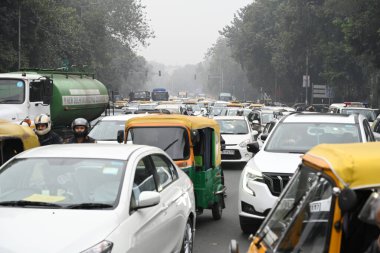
18, 0, 21, 70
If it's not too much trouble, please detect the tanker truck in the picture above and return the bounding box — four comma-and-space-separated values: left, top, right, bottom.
0, 69, 109, 137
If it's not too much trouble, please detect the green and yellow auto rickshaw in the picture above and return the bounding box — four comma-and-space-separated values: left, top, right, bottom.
0, 120, 40, 165
230, 142, 380, 253
121, 114, 226, 219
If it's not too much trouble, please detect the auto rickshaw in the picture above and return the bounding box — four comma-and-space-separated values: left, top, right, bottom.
231, 142, 380, 253
120, 114, 226, 220
0, 120, 40, 165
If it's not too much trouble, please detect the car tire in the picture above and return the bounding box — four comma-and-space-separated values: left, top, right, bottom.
212, 196, 223, 220
180, 219, 193, 253
239, 215, 262, 234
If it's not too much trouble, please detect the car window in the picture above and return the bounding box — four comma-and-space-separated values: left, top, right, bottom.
265, 122, 361, 153
88, 120, 132, 141
130, 157, 157, 212
151, 154, 178, 191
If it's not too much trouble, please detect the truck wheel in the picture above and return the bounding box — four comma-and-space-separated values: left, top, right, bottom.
212, 197, 223, 220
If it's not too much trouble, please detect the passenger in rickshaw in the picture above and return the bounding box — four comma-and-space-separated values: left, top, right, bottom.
340, 190, 380, 253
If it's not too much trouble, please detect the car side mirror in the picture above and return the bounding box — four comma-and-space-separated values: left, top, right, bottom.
136, 191, 160, 209
260, 133, 269, 141
221, 138, 226, 151
117, 130, 124, 143
247, 142, 260, 154
229, 240, 239, 253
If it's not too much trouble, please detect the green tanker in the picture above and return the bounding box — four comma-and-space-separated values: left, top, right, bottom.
0, 69, 109, 131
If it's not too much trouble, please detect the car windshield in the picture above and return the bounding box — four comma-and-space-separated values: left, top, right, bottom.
0, 158, 126, 208
216, 119, 249, 134
260, 167, 333, 252
341, 108, 377, 122
88, 120, 132, 141
129, 127, 190, 160
265, 123, 360, 153
0, 79, 25, 104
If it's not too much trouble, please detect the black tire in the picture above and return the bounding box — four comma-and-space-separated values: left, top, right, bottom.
212, 196, 223, 220
239, 216, 262, 234
180, 219, 193, 253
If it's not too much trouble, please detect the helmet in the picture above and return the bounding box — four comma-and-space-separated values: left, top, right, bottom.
71, 118, 90, 137
34, 114, 51, 135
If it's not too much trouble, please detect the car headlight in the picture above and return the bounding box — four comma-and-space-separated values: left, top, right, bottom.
81, 241, 113, 253
239, 139, 250, 148
242, 167, 263, 196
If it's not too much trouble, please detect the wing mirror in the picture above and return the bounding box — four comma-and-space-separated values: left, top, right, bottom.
229, 240, 239, 253
136, 191, 161, 209
260, 133, 269, 141
117, 130, 124, 143
247, 141, 260, 154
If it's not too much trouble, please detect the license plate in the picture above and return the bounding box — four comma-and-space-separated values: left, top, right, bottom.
222, 150, 235, 155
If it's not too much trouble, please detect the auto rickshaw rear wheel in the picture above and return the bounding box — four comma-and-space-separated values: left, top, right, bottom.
212, 196, 223, 220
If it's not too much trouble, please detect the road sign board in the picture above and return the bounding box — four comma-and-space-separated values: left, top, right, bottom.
312, 84, 328, 98
302, 75, 310, 88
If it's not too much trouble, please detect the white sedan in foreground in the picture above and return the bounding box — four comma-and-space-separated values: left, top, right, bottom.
0, 144, 195, 253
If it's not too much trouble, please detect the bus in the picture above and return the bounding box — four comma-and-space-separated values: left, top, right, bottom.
151, 88, 169, 101
219, 92, 232, 101
129, 91, 151, 101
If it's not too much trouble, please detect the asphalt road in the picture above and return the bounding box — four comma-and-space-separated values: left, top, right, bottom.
193, 165, 252, 253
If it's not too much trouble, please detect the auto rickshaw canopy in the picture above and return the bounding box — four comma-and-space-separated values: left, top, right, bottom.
125, 114, 221, 135
303, 142, 380, 190
0, 120, 39, 149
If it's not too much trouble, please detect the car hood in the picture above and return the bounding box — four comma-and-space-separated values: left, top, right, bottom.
247, 150, 303, 174
0, 208, 119, 253
221, 133, 251, 145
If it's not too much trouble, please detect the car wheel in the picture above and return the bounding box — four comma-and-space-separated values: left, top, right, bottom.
180, 219, 193, 253
239, 216, 261, 234
212, 196, 223, 220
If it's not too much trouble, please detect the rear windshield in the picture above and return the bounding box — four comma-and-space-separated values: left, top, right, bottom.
89, 120, 131, 141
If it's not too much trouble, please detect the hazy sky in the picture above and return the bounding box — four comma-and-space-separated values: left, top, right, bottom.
138, 0, 251, 66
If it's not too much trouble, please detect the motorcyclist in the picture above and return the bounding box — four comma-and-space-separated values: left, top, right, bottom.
34, 114, 63, 146
67, 118, 96, 143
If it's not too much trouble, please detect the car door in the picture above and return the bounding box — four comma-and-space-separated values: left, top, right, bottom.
362, 119, 375, 142
149, 154, 187, 252
126, 155, 167, 253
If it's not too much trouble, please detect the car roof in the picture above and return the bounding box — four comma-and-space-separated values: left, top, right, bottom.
97, 114, 145, 121
15, 144, 155, 160
281, 113, 357, 124
213, 116, 247, 120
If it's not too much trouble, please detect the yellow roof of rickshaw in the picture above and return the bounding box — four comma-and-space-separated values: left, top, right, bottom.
303, 142, 380, 189
126, 114, 220, 131
0, 120, 40, 149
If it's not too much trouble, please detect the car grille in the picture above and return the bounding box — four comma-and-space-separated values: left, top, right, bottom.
262, 173, 292, 197
221, 150, 241, 160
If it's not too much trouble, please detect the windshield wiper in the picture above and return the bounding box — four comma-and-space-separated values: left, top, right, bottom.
66, 203, 114, 209
0, 200, 62, 208
288, 151, 305, 154
164, 139, 179, 151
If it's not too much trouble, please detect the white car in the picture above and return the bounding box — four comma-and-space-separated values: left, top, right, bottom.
0, 144, 196, 253
88, 114, 146, 143
214, 116, 257, 165
238, 113, 375, 233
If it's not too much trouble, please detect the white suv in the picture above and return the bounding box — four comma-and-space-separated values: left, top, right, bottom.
238, 113, 375, 233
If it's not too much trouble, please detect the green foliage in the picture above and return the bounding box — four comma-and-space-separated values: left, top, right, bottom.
221, 0, 378, 105
0, 0, 153, 93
